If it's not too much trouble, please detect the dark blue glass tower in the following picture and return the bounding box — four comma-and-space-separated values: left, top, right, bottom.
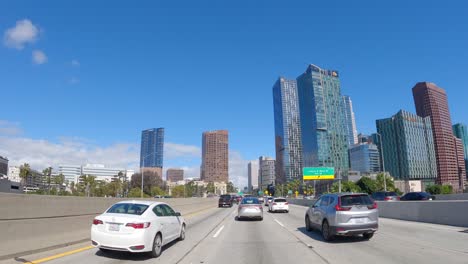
140, 128, 164, 168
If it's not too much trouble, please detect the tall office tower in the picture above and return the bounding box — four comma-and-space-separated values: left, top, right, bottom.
200, 130, 229, 183
273, 77, 303, 184
247, 160, 259, 192
343, 95, 358, 147
140, 128, 164, 179
166, 168, 184, 182
413, 82, 464, 192
376, 110, 437, 185
453, 123, 468, 177
259, 156, 275, 191
0, 156, 8, 177
349, 143, 381, 173
296, 64, 349, 191
454, 138, 467, 185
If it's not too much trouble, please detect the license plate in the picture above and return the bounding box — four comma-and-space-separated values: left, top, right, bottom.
109, 224, 120, 231
354, 218, 366, 224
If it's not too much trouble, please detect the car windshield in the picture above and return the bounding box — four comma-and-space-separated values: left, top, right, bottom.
106, 203, 149, 215
241, 198, 259, 204
340, 195, 373, 206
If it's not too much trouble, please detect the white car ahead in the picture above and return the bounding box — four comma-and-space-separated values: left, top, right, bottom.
91, 200, 186, 258
268, 198, 289, 213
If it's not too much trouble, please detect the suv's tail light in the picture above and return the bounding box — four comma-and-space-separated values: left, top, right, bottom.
367, 202, 378, 209
285, 202, 289, 205
93, 219, 103, 225
384, 197, 392, 201
126, 222, 151, 229
336, 197, 351, 211
272, 203, 277, 206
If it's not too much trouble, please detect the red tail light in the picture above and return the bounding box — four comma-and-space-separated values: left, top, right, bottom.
126, 222, 151, 229
93, 219, 103, 225
367, 202, 378, 209
285, 202, 289, 205
397, 197, 400, 201
272, 203, 277, 206
384, 197, 392, 201
335, 197, 351, 211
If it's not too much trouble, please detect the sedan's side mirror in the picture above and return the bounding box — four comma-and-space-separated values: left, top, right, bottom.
175, 212, 181, 217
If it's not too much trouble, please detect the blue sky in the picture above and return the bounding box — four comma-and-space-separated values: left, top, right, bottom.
1, 0, 467, 186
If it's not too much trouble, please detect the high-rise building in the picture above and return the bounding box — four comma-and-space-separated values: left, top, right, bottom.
273, 77, 303, 184
376, 110, 437, 184
296, 64, 349, 190
201, 130, 229, 183
349, 143, 381, 173
247, 160, 259, 192
453, 123, 468, 176
0, 156, 8, 177
57, 165, 81, 183
259, 156, 275, 191
140, 128, 164, 168
454, 138, 467, 184
343, 95, 358, 147
167, 168, 184, 182
413, 82, 464, 192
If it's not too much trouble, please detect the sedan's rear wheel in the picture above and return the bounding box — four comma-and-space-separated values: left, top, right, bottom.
150, 233, 163, 258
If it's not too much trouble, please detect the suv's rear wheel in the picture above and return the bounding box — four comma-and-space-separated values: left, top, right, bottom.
305, 215, 312, 231
322, 220, 335, 241
363, 232, 374, 240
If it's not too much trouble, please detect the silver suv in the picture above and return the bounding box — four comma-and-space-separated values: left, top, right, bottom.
305, 193, 378, 241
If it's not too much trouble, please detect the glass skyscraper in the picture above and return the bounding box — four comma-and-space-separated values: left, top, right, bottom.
140, 128, 164, 168
349, 143, 381, 173
376, 110, 437, 183
273, 77, 303, 184
296, 65, 349, 184
343, 95, 358, 147
453, 123, 468, 175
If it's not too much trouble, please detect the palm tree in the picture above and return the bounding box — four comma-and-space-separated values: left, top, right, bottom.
19, 163, 31, 186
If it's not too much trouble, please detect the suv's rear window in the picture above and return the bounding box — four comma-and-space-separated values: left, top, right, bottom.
274, 199, 287, 203
340, 195, 373, 206
241, 198, 259, 204
220, 195, 231, 200
107, 203, 149, 215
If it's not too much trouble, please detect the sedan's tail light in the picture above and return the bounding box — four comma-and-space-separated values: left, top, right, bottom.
126, 222, 151, 229
384, 197, 392, 201
272, 203, 277, 206
93, 219, 103, 225
367, 202, 378, 209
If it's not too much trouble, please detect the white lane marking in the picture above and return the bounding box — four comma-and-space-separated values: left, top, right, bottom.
274, 219, 285, 227
213, 225, 225, 238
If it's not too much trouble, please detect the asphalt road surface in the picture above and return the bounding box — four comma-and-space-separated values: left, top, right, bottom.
3, 204, 467, 264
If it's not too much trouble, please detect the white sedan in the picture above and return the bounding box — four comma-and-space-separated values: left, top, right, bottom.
268, 198, 289, 213
91, 200, 186, 258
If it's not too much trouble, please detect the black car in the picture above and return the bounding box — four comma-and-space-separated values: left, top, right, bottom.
218, 194, 233, 207
400, 192, 435, 201
371, 191, 400, 201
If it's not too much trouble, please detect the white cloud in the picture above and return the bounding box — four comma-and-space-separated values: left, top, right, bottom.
0, 120, 23, 136
32, 50, 47, 64
229, 151, 249, 189
71, 59, 80, 67
4, 19, 39, 49
164, 143, 200, 159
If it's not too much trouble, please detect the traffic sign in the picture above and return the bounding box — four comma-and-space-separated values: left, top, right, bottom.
303, 167, 335, 180
288, 190, 292, 195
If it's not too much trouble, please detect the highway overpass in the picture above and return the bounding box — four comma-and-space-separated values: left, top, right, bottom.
0, 194, 467, 264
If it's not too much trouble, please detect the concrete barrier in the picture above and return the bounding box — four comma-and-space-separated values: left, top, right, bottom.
434, 193, 468, 200
287, 198, 468, 228
0, 193, 218, 259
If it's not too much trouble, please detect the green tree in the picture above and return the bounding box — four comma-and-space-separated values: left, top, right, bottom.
426, 185, 442, 195
375, 173, 399, 192
128, 187, 142, 198
151, 186, 166, 197
50, 187, 58, 195
206, 182, 215, 194
331, 181, 362, 193
356, 177, 377, 194
171, 185, 185, 198
226, 182, 236, 193
54, 173, 65, 192
441, 185, 453, 194
19, 163, 31, 185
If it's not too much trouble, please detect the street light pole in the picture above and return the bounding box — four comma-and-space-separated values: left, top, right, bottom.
376, 133, 387, 192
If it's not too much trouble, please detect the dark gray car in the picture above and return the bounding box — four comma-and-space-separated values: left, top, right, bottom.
305, 193, 378, 241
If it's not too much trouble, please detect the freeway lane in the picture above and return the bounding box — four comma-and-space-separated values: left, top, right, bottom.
3, 204, 467, 264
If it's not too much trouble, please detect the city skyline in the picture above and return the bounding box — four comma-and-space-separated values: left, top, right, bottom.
1, 1, 468, 189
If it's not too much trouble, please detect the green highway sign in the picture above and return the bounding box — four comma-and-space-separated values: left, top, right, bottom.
303, 167, 335, 180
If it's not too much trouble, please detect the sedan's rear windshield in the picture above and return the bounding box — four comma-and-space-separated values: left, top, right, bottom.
107, 203, 149, 215
385, 192, 398, 196
340, 195, 373, 206
274, 199, 287, 203
242, 198, 259, 204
